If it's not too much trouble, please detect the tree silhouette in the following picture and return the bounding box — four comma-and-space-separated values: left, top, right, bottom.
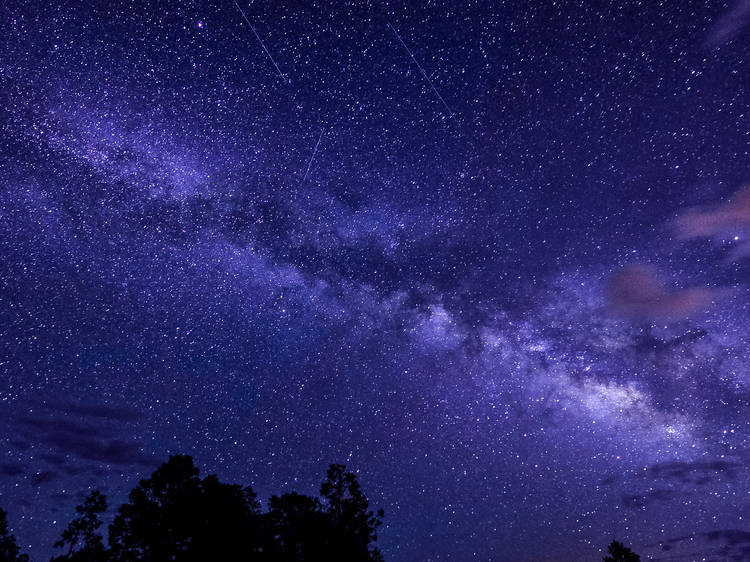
107, 455, 263, 561
0, 508, 28, 562
319, 464, 384, 562
603, 540, 641, 562
1, 456, 386, 561
266, 491, 327, 560
265, 464, 384, 562
193, 474, 265, 560
52, 491, 107, 562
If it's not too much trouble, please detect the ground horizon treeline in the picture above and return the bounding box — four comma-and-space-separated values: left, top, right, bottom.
0, 455, 385, 561
0, 455, 643, 562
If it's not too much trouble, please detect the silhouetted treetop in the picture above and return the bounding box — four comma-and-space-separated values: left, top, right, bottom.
603, 540, 641, 562
4, 455, 386, 562
267, 492, 327, 560
51, 490, 107, 562
108, 454, 263, 561
0, 508, 28, 562
320, 463, 384, 562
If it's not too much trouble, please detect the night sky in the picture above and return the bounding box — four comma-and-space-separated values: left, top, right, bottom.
2, 1, 750, 560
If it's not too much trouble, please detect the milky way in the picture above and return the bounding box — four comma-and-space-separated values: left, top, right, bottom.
2, 1, 750, 560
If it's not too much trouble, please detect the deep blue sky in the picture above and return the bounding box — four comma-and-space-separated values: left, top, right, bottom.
2, 1, 750, 560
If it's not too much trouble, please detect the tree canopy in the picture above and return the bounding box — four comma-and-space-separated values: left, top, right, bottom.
0, 508, 28, 562
1, 458, 649, 562
51, 491, 107, 562
45, 455, 384, 562
603, 540, 641, 562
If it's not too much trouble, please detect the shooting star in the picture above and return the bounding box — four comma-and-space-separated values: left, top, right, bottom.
387, 23, 454, 118
301, 128, 325, 184
232, 0, 289, 84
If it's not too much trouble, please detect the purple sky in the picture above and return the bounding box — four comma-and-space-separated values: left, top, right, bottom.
2, 1, 750, 560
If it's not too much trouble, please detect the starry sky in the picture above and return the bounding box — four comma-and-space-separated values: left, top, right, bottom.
2, 1, 750, 560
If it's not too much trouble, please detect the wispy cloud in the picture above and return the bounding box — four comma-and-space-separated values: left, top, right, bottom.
706, 0, 750, 47
673, 186, 750, 259
606, 264, 716, 322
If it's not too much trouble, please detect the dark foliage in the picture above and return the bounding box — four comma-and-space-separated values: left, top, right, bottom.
266, 491, 328, 560
0, 455, 384, 561
319, 464, 384, 562
107, 455, 263, 561
51, 491, 107, 562
603, 540, 641, 562
264, 464, 384, 561
0, 508, 28, 562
